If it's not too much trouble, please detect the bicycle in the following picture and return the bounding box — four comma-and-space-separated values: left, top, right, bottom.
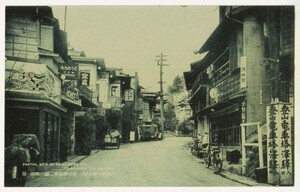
191, 138, 202, 157
203, 143, 223, 172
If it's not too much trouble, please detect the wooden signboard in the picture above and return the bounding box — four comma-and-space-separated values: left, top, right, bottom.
267, 103, 293, 185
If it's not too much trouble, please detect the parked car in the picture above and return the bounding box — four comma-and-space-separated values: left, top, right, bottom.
139, 124, 159, 141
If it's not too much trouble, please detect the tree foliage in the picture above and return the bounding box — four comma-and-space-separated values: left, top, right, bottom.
164, 103, 177, 131
75, 113, 94, 155
60, 113, 75, 162
168, 75, 185, 94
178, 119, 194, 134
106, 109, 121, 130
95, 115, 107, 146
122, 102, 137, 143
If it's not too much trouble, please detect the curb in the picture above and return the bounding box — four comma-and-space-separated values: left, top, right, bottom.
217, 170, 271, 187
184, 143, 272, 187
203, 161, 272, 187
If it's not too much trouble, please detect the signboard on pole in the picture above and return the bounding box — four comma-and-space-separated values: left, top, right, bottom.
267, 103, 293, 185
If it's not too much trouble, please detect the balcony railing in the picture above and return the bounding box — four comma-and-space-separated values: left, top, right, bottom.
191, 73, 209, 92
209, 74, 240, 105
79, 85, 93, 102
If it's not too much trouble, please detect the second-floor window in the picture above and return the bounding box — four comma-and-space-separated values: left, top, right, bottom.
40, 25, 54, 51
111, 86, 118, 96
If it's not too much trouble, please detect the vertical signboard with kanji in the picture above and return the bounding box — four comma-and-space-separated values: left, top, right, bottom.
267, 103, 293, 185
80, 72, 90, 86
124, 89, 134, 101
240, 56, 247, 89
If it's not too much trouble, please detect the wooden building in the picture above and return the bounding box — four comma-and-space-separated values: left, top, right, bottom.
184, 6, 294, 183
5, 7, 68, 163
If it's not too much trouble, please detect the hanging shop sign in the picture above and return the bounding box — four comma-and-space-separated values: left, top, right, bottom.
143, 102, 150, 121
124, 89, 134, 101
267, 103, 293, 186
241, 101, 246, 124
59, 63, 78, 80
98, 79, 108, 103
80, 72, 90, 86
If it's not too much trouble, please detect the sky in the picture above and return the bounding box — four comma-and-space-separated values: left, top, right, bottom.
51, 6, 219, 91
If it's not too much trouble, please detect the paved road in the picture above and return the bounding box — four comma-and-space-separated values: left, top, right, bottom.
26, 137, 245, 187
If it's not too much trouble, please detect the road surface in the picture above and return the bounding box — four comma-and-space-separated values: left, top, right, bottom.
26, 137, 245, 187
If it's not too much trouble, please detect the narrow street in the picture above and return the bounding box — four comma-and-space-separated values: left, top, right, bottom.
26, 137, 245, 187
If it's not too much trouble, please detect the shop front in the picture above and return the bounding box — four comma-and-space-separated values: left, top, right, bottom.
5, 98, 66, 163
210, 103, 241, 147
5, 61, 66, 163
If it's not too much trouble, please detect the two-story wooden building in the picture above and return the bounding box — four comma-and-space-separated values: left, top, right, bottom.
5, 7, 68, 163
184, 6, 294, 184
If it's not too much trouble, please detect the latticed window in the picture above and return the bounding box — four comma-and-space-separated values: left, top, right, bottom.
211, 112, 241, 146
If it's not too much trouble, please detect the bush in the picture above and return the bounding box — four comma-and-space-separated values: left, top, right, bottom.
60, 113, 74, 162
178, 119, 194, 134
75, 113, 94, 155
95, 116, 107, 147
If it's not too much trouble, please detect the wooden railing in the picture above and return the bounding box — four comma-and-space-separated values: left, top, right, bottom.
78, 85, 93, 102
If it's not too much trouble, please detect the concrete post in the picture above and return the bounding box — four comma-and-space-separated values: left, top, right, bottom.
243, 15, 265, 126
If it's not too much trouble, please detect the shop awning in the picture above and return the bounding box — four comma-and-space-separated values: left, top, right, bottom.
6, 90, 67, 112
210, 103, 240, 118
61, 95, 82, 110
184, 52, 211, 91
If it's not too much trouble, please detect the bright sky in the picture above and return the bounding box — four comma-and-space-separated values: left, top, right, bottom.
51, 6, 219, 91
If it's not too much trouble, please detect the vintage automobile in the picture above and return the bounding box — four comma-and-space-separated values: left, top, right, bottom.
139, 124, 159, 141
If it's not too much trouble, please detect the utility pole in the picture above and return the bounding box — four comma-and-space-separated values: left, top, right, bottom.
156, 53, 168, 135
64, 6, 67, 32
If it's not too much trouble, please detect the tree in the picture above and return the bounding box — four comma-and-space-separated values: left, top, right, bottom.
164, 75, 186, 132
164, 103, 177, 132
60, 113, 74, 162
122, 102, 137, 143
75, 113, 94, 155
106, 109, 121, 130
178, 119, 194, 135
95, 115, 107, 147
167, 75, 185, 94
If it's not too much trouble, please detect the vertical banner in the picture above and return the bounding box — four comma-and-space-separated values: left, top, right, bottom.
267, 103, 293, 185
98, 79, 108, 102
124, 89, 134, 101
241, 101, 247, 124
240, 56, 247, 89
80, 72, 90, 86
143, 102, 150, 121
